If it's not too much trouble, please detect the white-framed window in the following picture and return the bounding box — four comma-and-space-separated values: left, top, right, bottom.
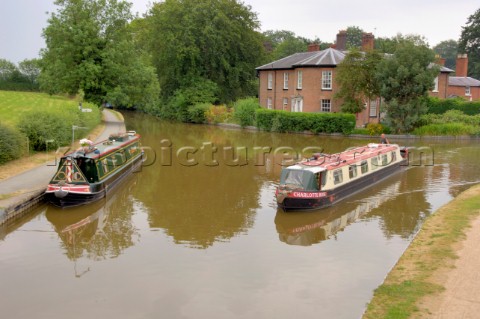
433, 76, 439, 92
291, 98, 303, 112
360, 160, 368, 174
349, 165, 358, 179
322, 70, 332, 90
466, 86, 471, 96
297, 70, 303, 89
333, 169, 343, 185
267, 72, 273, 90
283, 72, 289, 89
267, 97, 272, 109
321, 99, 331, 112
283, 98, 288, 110
369, 99, 377, 117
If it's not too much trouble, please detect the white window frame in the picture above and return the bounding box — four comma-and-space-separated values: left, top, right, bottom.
267, 72, 273, 90
297, 70, 303, 89
321, 99, 331, 112
322, 70, 332, 90
283, 72, 289, 90
369, 99, 377, 117
283, 97, 288, 110
433, 76, 439, 92
466, 86, 471, 96
267, 97, 272, 109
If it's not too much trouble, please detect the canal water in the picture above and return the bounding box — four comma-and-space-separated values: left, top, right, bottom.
1, 112, 480, 319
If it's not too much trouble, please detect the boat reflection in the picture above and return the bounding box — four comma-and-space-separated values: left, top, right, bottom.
46, 174, 139, 266
275, 179, 401, 246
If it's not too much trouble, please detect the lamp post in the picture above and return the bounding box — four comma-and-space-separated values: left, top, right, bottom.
72, 125, 87, 147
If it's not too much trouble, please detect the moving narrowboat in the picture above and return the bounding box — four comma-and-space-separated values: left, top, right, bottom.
45, 131, 143, 208
276, 143, 408, 211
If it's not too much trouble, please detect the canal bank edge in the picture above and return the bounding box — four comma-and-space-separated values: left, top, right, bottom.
0, 109, 126, 226
214, 122, 480, 141
362, 183, 480, 319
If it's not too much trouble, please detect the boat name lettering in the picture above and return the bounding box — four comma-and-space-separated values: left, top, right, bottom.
291, 192, 327, 198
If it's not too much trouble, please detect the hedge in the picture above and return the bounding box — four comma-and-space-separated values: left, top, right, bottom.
255, 109, 356, 134
427, 97, 480, 115
18, 106, 101, 151
0, 122, 26, 164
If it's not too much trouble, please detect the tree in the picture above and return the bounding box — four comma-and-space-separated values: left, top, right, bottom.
146, 0, 266, 104
376, 42, 438, 133
459, 8, 480, 79
433, 40, 458, 70
0, 59, 17, 81
18, 59, 41, 85
335, 48, 383, 113
375, 33, 430, 54
345, 26, 364, 49
40, 0, 159, 110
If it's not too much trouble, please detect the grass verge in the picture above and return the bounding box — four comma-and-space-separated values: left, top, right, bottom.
363, 183, 480, 319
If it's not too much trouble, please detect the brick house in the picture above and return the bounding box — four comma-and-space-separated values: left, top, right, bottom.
446, 54, 480, 100
256, 31, 468, 127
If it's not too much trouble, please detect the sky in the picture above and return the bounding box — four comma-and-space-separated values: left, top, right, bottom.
0, 0, 478, 64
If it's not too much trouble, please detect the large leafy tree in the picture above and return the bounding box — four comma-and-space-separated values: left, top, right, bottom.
345, 26, 364, 49
459, 8, 480, 79
375, 33, 430, 54
40, 0, 159, 109
376, 42, 438, 133
335, 48, 383, 113
146, 0, 266, 103
433, 40, 458, 70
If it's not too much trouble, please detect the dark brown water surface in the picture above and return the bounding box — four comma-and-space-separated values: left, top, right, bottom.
1, 112, 480, 319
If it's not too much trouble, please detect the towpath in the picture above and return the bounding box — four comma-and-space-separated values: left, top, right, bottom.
0, 109, 125, 218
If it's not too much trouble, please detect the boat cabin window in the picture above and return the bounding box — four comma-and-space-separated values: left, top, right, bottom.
316, 172, 327, 190
371, 157, 379, 170
280, 169, 319, 191
76, 158, 98, 182
333, 169, 343, 185
360, 160, 368, 174
391, 151, 397, 162
349, 165, 358, 179
382, 154, 388, 166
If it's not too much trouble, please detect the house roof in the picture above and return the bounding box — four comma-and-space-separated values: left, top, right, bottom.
256, 48, 346, 70
449, 77, 480, 87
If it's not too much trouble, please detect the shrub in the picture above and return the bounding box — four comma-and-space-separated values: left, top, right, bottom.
420, 110, 480, 127
412, 123, 478, 136
188, 103, 210, 124
427, 97, 480, 115
254, 109, 356, 134
366, 123, 384, 136
18, 111, 75, 151
233, 98, 260, 127
0, 123, 25, 164
205, 105, 232, 124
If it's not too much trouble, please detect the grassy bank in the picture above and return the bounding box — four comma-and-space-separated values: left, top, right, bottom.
0, 90, 102, 175
0, 91, 86, 125
363, 183, 480, 319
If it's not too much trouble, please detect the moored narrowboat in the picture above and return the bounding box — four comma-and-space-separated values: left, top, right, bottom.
45, 131, 143, 208
276, 143, 408, 211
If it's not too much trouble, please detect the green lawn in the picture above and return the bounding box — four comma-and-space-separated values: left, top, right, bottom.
0, 91, 87, 126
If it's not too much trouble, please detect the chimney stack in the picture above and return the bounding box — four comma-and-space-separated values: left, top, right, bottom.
361, 33, 375, 51
456, 54, 468, 77
336, 30, 347, 51
308, 43, 320, 52
435, 55, 446, 66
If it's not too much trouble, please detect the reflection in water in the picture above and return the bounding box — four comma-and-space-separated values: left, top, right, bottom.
46, 174, 140, 265
275, 178, 401, 246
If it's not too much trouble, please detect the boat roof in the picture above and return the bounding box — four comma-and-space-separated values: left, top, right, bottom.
284, 143, 399, 173
67, 131, 140, 160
